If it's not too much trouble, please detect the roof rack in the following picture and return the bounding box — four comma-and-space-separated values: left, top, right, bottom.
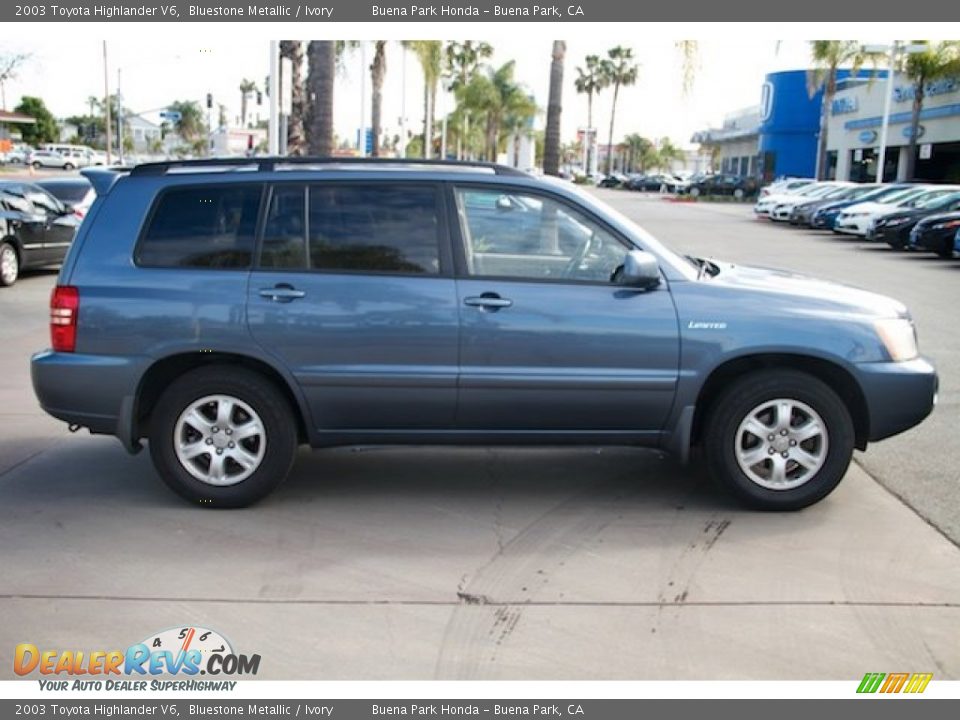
129, 156, 529, 177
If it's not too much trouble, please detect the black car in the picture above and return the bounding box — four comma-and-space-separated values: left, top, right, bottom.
688, 173, 759, 199
598, 173, 628, 188
627, 173, 685, 192
871, 191, 960, 250
908, 210, 960, 257
0, 180, 81, 286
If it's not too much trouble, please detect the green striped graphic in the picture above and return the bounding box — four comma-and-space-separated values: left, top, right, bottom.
857, 672, 886, 693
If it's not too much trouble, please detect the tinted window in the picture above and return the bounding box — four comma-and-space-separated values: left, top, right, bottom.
261, 185, 307, 269
36, 181, 92, 204
138, 185, 262, 269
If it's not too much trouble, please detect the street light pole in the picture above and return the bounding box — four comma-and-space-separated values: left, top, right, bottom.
875, 42, 898, 183
103, 41, 112, 166
117, 67, 124, 165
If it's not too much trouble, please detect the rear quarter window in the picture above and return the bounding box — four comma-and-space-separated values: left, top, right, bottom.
136, 185, 263, 269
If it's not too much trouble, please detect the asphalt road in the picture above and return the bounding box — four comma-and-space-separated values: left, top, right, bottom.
595, 190, 959, 546
0, 192, 958, 681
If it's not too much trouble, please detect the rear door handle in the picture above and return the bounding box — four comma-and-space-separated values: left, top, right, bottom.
464, 294, 513, 311
259, 285, 306, 303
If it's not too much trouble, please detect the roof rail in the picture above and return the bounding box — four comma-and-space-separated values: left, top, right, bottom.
129, 156, 529, 177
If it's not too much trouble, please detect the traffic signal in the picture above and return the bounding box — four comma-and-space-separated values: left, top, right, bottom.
206, 93, 213, 109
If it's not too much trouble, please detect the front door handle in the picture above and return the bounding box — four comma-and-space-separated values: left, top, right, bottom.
259, 284, 306, 303
464, 293, 513, 311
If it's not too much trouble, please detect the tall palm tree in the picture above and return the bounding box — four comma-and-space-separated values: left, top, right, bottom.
280, 41, 305, 156
808, 41, 877, 180
444, 41, 493, 159
901, 41, 960, 180
239, 79, 257, 128
307, 41, 336, 156
370, 41, 387, 157
543, 41, 566, 176
574, 55, 607, 172
404, 41, 444, 159
601, 46, 639, 175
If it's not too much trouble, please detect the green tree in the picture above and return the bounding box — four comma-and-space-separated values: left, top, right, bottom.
404, 41, 444, 158
656, 137, 685, 172
543, 41, 566, 176
600, 46, 639, 175
370, 41, 387, 157
444, 41, 494, 159
13, 96, 58, 144
167, 100, 205, 142
623, 133, 653, 173
307, 40, 336, 156
574, 55, 607, 171
808, 41, 879, 180
901, 41, 960, 180
239, 78, 257, 128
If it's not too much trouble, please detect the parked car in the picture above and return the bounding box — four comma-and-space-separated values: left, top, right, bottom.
907, 211, 960, 257
0, 180, 81, 286
759, 178, 816, 198
833, 185, 939, 236
30, 159, 937, 510
754, 181, 836, 217
811, 184, 917, 230
789, 184, 879, 227
627, 173, 684, 192
27, 150, 79, 170
34, 177, 97, 220
768, 183, 855, 222
1, 145, 31, 165
598, 173, 629, 189
689, 174, 759, 199
869, 191, 960, 249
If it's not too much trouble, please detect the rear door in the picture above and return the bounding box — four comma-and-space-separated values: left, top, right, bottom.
451, 184, 680, 436
246, 181, 459, 436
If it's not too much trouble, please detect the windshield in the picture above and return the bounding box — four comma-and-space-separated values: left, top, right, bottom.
912, 190, 960, 209
820, 185, 855, 199
879, 187, 930, 205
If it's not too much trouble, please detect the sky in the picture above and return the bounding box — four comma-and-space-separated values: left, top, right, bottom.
0, 36, 885, 150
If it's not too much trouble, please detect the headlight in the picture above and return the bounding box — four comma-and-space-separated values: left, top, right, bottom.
874, 318, 919, 362
882, 217, 911, 226
931, 219, 960, 230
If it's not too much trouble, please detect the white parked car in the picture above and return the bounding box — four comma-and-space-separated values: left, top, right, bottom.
759, 177, 815, 198
28, 150, 80, 170
754, 182, 838, 216
834, 186, 938, 236
769, 183, 855, 222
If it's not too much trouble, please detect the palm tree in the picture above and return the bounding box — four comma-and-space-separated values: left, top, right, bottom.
622, 133, 652, 173
307, 41, 336, 156
404, 41, 444, 158
574, 55, 607, 172
367, 41, 388, 157
808, 41, 878, 180
543, 41, 566, 176
239, 79, 257, 128
167, 100, 204, 142
444, 41, 494, 159
280, 41, 306, 155
901, 41, 960, 180
656, 138, 685, 172
601, 46, 639, 175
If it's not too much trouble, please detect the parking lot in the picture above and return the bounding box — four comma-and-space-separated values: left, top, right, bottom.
1, 190, 958, 680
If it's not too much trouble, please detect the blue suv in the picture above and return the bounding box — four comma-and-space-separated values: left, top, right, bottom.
31, 159, 938, 509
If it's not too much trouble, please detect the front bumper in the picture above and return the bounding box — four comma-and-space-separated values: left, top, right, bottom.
856, 357, 938, 443
835, 216, 870, 235
870, 224, 914, 247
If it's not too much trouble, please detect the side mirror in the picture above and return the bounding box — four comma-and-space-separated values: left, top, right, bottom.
59, 203, 75, 216
619, 250, 661, 290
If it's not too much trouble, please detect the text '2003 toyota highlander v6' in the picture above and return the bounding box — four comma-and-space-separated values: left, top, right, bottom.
31, 159, 938, 509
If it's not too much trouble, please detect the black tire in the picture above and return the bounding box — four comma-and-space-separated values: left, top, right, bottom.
703, 369, 854, 510
936, 239, 955, 259
0, 241, 19, 287
31, 161, 41, 169
63, 163, 75, 170
148, 366, 298, 508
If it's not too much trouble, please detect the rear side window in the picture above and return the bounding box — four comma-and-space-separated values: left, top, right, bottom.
259, 183, 441, 275
137, 185, 262, 269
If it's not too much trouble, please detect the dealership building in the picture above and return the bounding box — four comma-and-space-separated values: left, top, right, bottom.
826, 74, 960, 183
690, 67, 960, 184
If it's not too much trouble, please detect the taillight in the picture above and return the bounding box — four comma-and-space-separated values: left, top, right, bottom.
50, 286, 79, 352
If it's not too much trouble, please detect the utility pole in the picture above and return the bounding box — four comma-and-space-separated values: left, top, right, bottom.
268, 41, 279, 155
117, 68, 124, 165
103, 41, 112, 166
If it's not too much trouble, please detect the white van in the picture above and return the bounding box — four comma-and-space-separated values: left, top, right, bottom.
40, 144, 105, 168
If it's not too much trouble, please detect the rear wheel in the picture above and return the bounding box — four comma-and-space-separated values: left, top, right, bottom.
0, 242, 19, 286
148, 366, 298, 507
703, 370, 854, 510
63, 163, 75, 170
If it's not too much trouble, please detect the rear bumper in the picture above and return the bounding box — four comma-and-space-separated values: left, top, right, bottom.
31, 350, 144, 452
856, 357, 938, 443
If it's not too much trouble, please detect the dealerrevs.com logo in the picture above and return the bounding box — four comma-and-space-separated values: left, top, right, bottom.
14, 626, 260, 690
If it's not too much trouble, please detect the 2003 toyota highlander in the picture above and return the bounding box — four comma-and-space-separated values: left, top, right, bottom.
30, 159, 938, 509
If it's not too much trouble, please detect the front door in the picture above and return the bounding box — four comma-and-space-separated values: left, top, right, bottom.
246, 181, 459, 436
451, 185, 680, 437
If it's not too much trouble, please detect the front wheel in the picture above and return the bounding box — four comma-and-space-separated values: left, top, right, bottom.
148, 366, 298, 507
703, 370, 854, 510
